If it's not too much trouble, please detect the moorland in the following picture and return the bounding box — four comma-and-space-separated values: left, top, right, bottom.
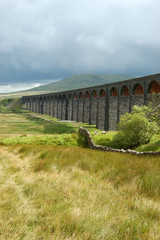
0, 98, 159, 239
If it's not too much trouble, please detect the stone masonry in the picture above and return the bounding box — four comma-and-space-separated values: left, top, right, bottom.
23, 73, 160, 131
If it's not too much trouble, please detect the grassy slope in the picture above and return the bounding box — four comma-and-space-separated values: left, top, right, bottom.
26, 74, 133, 93
0, 145, 160, 239
0, 74, 133, 98
136, 134, 160, 152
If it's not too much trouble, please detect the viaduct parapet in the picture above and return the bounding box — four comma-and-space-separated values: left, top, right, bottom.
22, 73, 160, 130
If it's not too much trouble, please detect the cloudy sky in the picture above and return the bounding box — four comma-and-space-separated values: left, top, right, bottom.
0, 0, 160, 92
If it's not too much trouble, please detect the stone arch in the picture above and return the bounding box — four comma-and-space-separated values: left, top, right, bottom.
58, 94, 62, 99
92, 90, 98, 98
99, 89, 106, 98
148, 81, 160, 94
74, 93, 78, 99
133, 83, 144, 95
85, 91, 90, 98
62, 94, 66, 99
69, 93, 72, 98
110, 87, 118, 96
79, 92, 84, 98
121, 85, 129, 96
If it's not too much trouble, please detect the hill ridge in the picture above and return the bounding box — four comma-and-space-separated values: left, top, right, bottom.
0, 73, 134, 98
25, 73, 133, 93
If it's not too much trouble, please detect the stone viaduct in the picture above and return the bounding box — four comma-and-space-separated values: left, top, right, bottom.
22, 73, 160, 131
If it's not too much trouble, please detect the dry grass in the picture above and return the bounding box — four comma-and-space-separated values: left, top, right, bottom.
0, 113, 28, 122
0, 112, 160, 239
0, 145, 160, 239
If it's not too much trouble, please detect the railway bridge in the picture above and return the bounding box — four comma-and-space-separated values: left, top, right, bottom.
22, 73, 160, 130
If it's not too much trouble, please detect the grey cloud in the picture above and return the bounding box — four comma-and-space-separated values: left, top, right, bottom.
0, 0, 160, 90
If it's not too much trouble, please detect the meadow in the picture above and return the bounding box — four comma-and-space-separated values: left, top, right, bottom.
0, 109, 160, 239
0, 111, 159, 151
0, 145, 160, 239
0, 111, 116, 147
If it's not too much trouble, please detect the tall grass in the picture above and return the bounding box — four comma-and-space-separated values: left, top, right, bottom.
0, 144, 160, 239
26, 146, 160, 199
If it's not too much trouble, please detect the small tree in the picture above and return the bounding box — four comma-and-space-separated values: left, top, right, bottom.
112, 109, 158, 149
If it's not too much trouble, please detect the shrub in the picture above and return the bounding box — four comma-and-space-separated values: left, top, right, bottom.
112, 112, 158, 149
132, 104, 160, 129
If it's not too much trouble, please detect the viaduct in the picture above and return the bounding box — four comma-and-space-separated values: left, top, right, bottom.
22, 73, 160, 131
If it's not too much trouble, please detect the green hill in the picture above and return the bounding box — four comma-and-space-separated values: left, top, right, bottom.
26, 74, 133, 93
0, 74, 134, 98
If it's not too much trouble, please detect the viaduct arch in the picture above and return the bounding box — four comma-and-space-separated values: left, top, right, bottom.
23, 73, 160, 130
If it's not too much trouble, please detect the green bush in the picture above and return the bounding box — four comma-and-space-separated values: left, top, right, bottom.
132, 104, 160, 129
112, 112, 158, 149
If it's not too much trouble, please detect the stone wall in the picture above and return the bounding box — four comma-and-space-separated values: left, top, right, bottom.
79, 127, 160, 155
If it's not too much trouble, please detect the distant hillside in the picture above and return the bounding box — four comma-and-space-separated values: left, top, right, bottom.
26, 74, 133, 93
0, 74, 134, 98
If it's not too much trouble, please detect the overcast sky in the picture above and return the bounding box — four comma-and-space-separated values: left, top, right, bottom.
0, 0, 160, 92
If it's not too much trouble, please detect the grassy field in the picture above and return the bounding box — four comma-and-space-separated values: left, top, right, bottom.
0, 112, 160, 151
0, 112, 94, 146
0, 111, 160, 239
0, 145, 160, 239
0, 113, 77, 135
0, 112, 116, 147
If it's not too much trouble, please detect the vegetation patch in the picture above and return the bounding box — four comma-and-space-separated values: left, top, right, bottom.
0, 96, 159, 239
0, 145, 159, 239
0, 133, 83, 147
136, 138, 160, 152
